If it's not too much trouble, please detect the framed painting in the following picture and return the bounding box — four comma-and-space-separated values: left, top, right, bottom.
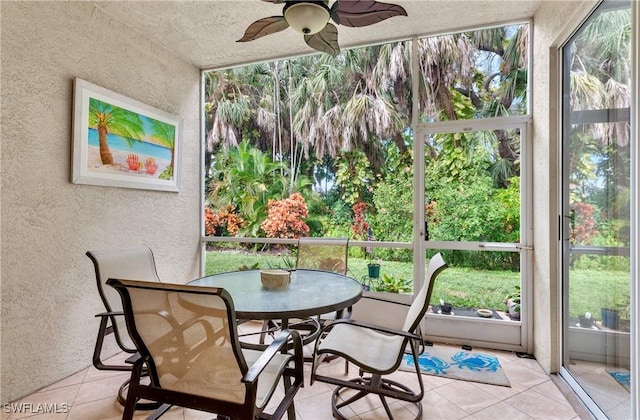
72, 78, 182, 192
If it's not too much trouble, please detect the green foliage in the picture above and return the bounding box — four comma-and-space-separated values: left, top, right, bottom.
335, 150, 373, 206
503, 285, 521, 313
328, 199, 353, 225
158, 166, 173, 180
281, 255, 296, 269
428, 176, 518, 241
201, 251, 628, 317
207, 141, 284, 236
426, 167, 520, 269
238, 262, 260, 271
88, 98, 145, 144
207, 142, 312, 237
569, 267, 630, 319
305, 219, 324, 236
371, 273, 412, 294
428, 265, 519, 310
370, 161, 413, 243
320, 216, 353, 241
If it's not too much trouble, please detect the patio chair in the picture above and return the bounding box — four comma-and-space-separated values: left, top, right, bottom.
295, 237, 349, 275
296, 237, 351, 320
261, 237, 350, 345
310, 253, 447, 420
86, 245, 162, 409
107, 278, 304, 420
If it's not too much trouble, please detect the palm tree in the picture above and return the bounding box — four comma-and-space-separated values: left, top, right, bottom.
567, 7, 631, 231
203, 24, 530, 193
413, 26, 529, 187
148, 118, 176, 178
208, 141, 289, 236
88, 98, 145, 165
569, 8, 630, 146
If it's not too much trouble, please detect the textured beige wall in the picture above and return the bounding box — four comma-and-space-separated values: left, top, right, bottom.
531, 0, 598, 373
1, 2, 201, 402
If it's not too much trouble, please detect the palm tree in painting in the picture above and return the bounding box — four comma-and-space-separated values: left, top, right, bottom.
148, 118, 176, 179
88, 98, 145, 165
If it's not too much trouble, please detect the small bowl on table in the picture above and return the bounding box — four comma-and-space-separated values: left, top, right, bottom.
260, 269, 291, 288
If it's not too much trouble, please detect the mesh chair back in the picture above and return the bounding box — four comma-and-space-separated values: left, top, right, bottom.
108, 279, 247, 404
402, 253, 447, 332
296, 237, 349, 274
87, 245, 161, 351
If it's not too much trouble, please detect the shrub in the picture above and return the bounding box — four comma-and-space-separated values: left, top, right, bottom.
260, 193, 310, 239
370, 164, 413, 243
570, 202, 599, 245
350, 202, 369, 239
205, 205, 246, 236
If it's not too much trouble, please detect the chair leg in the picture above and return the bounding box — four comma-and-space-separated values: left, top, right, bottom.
378, 394, 393, 419
259, 320, 277, 345
117, 376, 162, 411
146, 404, 172, 420
329, 375, 423, 420
121, 363, 143, 420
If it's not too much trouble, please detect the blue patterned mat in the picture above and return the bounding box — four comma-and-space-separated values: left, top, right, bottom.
401, 346, 511, 387
608, 371, 630, 391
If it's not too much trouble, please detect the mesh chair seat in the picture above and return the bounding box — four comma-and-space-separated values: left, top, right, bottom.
166, 346, 292, 408
311, 253, 447, 420
86, 245, 163, 410
296, 237, 349, 274
316, 322, 405, 372
108, 278, 304, 420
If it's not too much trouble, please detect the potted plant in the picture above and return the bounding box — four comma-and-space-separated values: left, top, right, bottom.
439, 298, 453, 315
366, 252, 381, 279
503, 285, 521, 320
364, 227, 380, 278
578, 312, 594, 328
372, 274, 411, 294
600, 292, 628, 330
600, 307, 620, 329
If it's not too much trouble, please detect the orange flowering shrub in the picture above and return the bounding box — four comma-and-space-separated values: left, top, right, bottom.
351, 202, 369, 239
205, 205, 246, 236
570, 202, 599, 245
260, 193, 310, 239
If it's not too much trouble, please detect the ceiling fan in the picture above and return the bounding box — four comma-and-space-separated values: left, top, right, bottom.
237, 0, 407, 56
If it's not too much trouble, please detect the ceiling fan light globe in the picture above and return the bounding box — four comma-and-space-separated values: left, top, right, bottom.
284, 2, 330, 35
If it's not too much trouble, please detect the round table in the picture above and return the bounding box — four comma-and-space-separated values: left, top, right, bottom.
189, 269, 363, 321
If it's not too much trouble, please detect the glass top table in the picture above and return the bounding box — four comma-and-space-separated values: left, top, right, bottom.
189, 269, 363, 321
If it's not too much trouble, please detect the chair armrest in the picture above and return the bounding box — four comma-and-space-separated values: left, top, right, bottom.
320, 318, 421, 341
243, 329, 302, 384
126, 352, 142, 364
95, 310, 124, 318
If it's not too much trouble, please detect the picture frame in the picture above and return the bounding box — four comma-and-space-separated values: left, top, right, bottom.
72, 78, 182, 192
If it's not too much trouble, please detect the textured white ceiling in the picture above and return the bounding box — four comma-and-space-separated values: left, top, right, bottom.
91, 0, 541, 70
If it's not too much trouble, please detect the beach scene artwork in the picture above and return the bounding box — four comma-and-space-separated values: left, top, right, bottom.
72, 78, 181, 192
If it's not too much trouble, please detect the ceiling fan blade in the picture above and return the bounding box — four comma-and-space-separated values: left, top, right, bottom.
304, 23, 340, 56
331, 0, 407, 27
237, 16, 289, 42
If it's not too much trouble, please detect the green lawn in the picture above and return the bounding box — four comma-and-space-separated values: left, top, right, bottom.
205, 250, 517, 310
205, 250, 629, 319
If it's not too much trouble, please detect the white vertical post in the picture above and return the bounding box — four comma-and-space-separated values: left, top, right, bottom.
630, 1, 639, 417
411, 37, 426, 297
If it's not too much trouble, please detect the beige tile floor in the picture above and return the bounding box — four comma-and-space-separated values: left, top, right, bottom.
566, 359, 631, 420
3, 323, 589, 420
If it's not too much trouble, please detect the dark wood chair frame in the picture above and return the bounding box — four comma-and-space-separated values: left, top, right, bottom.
87, 246, 162, 410
108, 278, 305, 420
311, 253, 448, 420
